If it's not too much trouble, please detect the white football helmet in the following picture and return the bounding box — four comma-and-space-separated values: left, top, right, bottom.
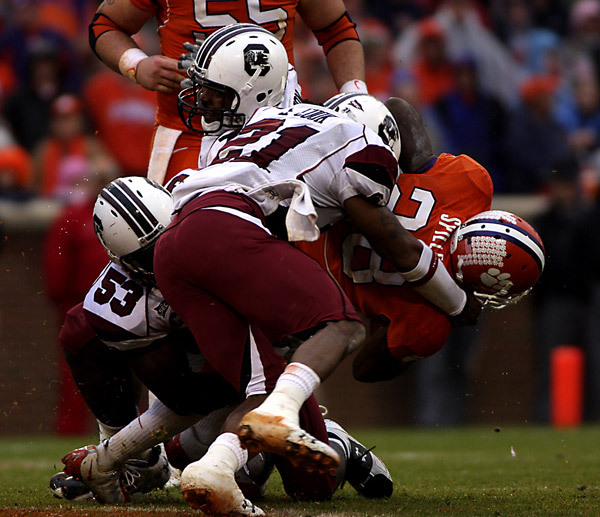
93, 176, 173, 284
324, 93, 401, 160
450, 210, 546, 309
178, 23, 289, 133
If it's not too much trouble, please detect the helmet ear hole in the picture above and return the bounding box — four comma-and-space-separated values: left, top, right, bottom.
323, 93, 401, 160
256, 92, 267, 103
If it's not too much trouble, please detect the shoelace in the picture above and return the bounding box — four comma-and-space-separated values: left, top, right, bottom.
122, 464, 142, 491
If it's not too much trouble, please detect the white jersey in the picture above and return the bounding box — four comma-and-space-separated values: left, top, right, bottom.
83, 262, 182, 351
171, 103, 399, 238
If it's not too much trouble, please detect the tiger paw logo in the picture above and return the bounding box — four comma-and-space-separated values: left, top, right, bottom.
481, 268, 513, 292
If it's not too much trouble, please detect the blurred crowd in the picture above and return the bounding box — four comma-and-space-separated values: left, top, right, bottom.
3, 0, 600, 199
1, 0, 600, 429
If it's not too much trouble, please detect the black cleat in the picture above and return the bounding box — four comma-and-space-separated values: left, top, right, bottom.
325, 419, 393, 498
49, 472, 93, 501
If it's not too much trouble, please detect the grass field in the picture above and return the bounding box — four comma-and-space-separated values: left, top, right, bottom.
0, 425, 599, 516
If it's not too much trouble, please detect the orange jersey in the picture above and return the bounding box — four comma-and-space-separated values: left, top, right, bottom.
130, 0, 299, 131
298, 153, 494, 361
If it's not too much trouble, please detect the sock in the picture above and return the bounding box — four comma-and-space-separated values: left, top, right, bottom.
203, 432, 248, 473
97, 399, 200, 471
258, 362, 320, 421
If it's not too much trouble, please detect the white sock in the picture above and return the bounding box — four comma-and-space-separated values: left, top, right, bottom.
98, 400, 200, 471
202, 432, 248, 473
258, 362, 320, 420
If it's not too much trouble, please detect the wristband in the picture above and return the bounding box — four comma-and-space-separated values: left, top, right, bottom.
118, 48, 148, 83
403, 240, 467, 316
339, 79, 368, 94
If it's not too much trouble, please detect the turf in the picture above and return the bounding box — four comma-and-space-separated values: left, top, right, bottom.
0, 426, 599, 516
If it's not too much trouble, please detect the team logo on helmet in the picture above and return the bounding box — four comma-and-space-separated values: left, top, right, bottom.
244, 44, 270, 76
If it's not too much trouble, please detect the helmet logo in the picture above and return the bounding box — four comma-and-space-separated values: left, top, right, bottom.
348, 99, 365, 111
481, 268, 513, 292
379, 115, 399, 150
244, 44, 271, 76
93, 214, 104, 236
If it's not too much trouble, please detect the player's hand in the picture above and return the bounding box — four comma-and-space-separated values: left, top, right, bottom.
135, 55, 185, 93
178, 42, 201, 71
450, 290, 482, 328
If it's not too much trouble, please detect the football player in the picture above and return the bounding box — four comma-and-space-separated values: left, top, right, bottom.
89, 0, 368, 185
58, 176, 393, 512
148, 24, 480, 514
63, 24, 479, 515
298, 95, 544, 382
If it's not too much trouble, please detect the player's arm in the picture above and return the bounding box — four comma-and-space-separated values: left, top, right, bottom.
352, 325, 412, 382
90, 0, 183, 92
297, 0, 366, 93
342, 195, 481, 326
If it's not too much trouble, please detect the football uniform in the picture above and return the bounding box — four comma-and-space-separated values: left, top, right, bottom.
83, 262, 182, 351
298, 153, 494, 361
171, 103, 399, 231
154, 103, 398, 390
130, 0, 300, 133
63, 262, 287, 399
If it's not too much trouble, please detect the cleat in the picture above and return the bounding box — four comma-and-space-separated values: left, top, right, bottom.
235, 452, 274, 500
164, 465, 182, 489
62, 444, 130, 504
124, 445, 171, 494
237, 410, 339, 474
325, 419, 393, 498
49, 472, 93, 501
181, 458, 265, 516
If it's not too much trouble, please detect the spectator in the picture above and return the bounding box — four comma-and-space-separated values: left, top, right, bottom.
83, 61, 156, 176
432, 54, 508, 190
409, 18, 456, 107
0, 144, 33, 199
493, 0, 563, 77
394, 0, 525, 109
3, 41, 69, 151
43, 158, 117, 435
562, 0, 600, 85
32, 93, 118, 198
530, 156, 591, 423
360, 18, 395, 100
556, 72, 600, 160
505, 75, 570, 192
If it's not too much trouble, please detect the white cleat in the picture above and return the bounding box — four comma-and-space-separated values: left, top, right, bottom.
181, 457, 264, 516
62, 444, 129, 504
237, 409, 339, 474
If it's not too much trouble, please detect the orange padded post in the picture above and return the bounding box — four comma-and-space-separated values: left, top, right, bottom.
550, 346, 584, 427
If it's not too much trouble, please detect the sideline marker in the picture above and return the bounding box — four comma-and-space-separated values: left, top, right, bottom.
550, 345, 584, 427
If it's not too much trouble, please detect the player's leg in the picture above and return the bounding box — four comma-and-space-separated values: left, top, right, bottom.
52, 304, 142, 501
154, 193, 365, 473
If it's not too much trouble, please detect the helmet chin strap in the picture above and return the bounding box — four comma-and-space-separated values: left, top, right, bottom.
240, 66, 264, 96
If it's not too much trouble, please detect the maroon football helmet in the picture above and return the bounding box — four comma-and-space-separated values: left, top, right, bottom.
450, 210, 545, 309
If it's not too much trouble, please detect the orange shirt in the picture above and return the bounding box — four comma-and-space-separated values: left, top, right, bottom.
130, 0, 300, 131
84, 71, 156, 175
298, 153, 494, 361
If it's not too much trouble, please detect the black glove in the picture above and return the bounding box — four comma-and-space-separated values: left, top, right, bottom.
178, 42, 201, 88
